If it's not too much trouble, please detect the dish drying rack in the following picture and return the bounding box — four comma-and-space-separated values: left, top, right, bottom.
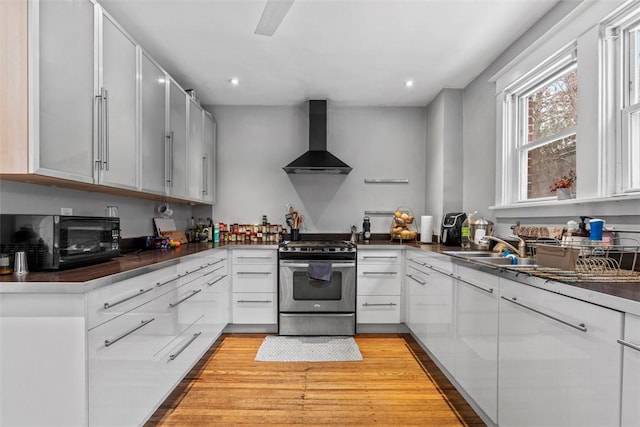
518, 238, 640, 283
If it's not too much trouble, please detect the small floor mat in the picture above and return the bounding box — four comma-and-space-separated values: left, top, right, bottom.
255, 335, 363, 362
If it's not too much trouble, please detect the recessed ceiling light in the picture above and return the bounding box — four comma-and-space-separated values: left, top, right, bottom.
405, 79, 414, 88
229, 78, 240, 86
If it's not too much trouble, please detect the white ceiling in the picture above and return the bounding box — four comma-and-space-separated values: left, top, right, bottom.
98, 0, 563, 107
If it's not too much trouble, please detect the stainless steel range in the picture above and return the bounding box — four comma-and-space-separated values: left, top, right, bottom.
278, 240, 356, 336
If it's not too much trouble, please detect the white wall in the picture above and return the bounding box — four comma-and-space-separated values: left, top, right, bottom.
0, 180, 194, 237
208, 104, 427, 234
425, 89, 463, 235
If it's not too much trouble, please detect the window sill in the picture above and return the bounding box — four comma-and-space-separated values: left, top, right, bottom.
489, 193, 640, 218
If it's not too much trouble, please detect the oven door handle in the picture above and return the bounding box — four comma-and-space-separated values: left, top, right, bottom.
279, 262, 356, 268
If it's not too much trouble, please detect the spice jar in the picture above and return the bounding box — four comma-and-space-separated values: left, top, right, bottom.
0, 254, 12, 275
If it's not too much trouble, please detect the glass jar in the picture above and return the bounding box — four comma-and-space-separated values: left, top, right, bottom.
0, 253, 13, 275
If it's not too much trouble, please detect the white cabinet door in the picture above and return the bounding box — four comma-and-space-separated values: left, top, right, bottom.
97, 11, 138, 190
621, 313, 640, 427
498, 278, 622, 427
187, 99, 204, 200
357, 295, 401, 323
34, 0, 95, 182
453, 264, 498, 424
140, 51, 167, 195
167, 78, 188, 198
232, 249, 277, 324
202, 112, 216, 204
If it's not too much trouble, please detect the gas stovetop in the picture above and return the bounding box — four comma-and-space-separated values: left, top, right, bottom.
279, 240, 356, 253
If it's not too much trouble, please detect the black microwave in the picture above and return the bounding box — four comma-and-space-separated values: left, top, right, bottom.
0, 215, 120, 270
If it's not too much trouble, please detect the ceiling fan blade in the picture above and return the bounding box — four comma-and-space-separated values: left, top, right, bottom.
255, 0, 295, 36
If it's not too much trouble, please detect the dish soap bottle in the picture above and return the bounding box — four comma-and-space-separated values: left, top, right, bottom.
460, 211, 476, 249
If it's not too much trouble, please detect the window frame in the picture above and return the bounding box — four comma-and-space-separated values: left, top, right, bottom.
501, 44, 578, 204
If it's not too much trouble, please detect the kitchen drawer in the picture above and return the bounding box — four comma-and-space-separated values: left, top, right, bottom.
357, 295, 401, 324
407, 253, 452, 274
232, 292, 277, 324
357, 263, 401, 295
232, 263, 277, 293
232, 249, 276, 264
86, 266, 175, 330
151, 280, 207, 346
358, 250, 401, 264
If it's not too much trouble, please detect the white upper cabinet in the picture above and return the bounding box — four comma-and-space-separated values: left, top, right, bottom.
96, 11, 138, 190
167, 79, 188, 199
34, 0, 95, 182
139, 51, 167, 195
202, 112, 216, 204
187, 99, 204, 201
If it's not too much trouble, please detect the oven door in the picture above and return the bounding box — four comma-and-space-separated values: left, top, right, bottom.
279, 259, 356, 313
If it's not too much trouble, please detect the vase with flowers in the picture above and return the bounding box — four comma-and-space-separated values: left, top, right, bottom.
550, 170, 576, 200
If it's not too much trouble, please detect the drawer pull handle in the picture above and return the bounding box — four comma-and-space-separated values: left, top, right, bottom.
157, 274, 181, 287
169, 332, 202, 361
406, 274, 427, 285
104, 318, 155, 347
407, 258, 427, 266
103, 286, 154, 309
237, 299, 272, 303
169, 289, 202, 308
362, 271, 397, 275
236, 271, 272, 275
362, 302, 397, 307
209, 258, 226, 265
207, 274, 227, 286
237, 256, 272, 259
501, 296, 587, 332
618, 339, 640, 352
457, 278, 493, 294
202, 265, 225, 276
362, 256, 398, 259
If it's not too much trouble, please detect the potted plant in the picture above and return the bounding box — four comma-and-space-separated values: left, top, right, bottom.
550, 170, 576, 200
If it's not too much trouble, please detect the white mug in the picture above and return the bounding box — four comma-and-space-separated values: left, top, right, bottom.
157, 202, 173, 218
105, 206, 118, 218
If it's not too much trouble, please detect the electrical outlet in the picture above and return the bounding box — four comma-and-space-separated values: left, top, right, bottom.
61, 208, 73, 216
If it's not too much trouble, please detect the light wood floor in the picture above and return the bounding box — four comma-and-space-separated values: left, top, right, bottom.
146, 333, 486, 426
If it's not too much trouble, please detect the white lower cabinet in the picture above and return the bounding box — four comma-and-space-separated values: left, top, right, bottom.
453, 264, 498, 424
498, 277, 622, 427
357, 249, 402, 324
231, 249, 277, 324
88, 249, 229, 426
405, 251, 455, 373
621, 313, 640, 426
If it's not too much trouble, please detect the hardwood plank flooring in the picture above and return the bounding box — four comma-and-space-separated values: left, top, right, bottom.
146, 333, 486, 426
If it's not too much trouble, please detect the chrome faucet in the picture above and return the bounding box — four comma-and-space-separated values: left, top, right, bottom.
481, 235, 527, 257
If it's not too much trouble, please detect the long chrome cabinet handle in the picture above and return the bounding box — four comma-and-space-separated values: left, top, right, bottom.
362, 256, 398, 259
202, 265, 225, 276
236, 271, 272, 275
169, 332, 202, 361
95, 90, 103, 170
456, 277, 494, 294
157, 274, 182, 287
362, 302, 397, 307
280, 262, 356, 268
102, 87, 109, 171
618, 339, 640, 352
424, 263, 452, 277
501, 296, 587, 332
104, 318, 155, 347
202, 154, 208, 196
406, 274, 427, 286
104, 287, 154, 309
407, 257, 426, 265
362, 271, 397, 275
206, 274, 227, 286
236, 256, 273, 259
169, 289, 202, 308
209, 258, 227, 265
237, 299, 272, 303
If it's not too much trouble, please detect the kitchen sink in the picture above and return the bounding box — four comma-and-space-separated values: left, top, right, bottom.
442, 251, 502, 258
468, 256, 538, 267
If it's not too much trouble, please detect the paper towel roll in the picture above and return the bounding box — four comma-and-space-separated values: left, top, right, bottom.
420, 216, 434, 243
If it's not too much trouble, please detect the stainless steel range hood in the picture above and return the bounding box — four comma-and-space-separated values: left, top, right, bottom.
283, 100, 352, 174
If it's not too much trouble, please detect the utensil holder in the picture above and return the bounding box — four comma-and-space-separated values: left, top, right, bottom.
291, 229, 301, 241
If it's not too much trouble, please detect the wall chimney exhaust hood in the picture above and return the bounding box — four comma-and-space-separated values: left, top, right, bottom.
283, 100, 352, 174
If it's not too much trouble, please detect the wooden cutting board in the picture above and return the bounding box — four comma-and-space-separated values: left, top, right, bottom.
153, 217, 176, 234
161, 230, 189, 244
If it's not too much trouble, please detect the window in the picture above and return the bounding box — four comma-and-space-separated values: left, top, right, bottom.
621, 17, 640, 192
604, 1, 640, 194
503, 46, 578, 202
